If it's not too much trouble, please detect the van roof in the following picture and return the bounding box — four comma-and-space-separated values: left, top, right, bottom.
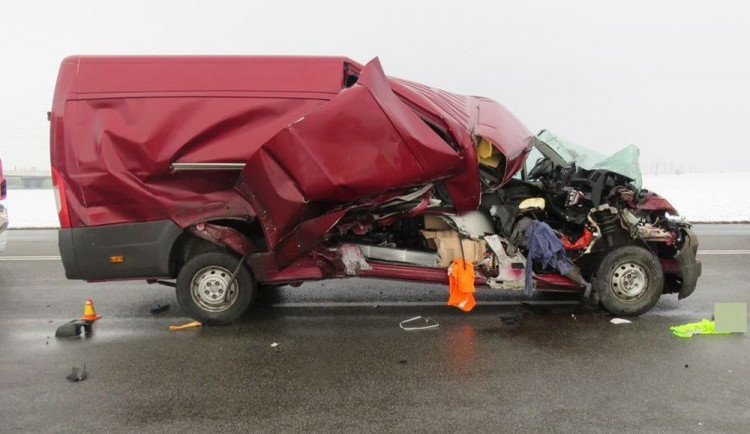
61, 55, 360, 95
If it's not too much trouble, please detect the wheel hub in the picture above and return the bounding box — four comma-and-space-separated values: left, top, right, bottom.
190, 266, 239, 312
611, 262, 648, 300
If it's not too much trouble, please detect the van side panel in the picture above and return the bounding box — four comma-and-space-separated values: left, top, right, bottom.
64, 96, 324, 227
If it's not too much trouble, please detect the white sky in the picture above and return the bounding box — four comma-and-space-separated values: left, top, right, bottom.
0, 0, 747, 174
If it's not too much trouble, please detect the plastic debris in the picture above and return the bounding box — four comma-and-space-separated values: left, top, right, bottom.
168, 321, 202, 331
148, 302, 170, 314
270, 342, 279, 348
55, 320, 91, 338
670, 319, 731, 338
66, 365, 87, 382
399, 316, 439, 331
447, 259, 476, 312
610, 318, 632, 325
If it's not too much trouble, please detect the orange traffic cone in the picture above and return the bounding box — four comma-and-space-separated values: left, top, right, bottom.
80, 298, 102, 322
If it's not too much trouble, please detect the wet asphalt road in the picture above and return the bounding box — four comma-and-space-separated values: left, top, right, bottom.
1, 225, 749, 433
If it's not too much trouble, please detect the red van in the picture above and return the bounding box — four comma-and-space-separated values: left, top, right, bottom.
50, 56, 700, 324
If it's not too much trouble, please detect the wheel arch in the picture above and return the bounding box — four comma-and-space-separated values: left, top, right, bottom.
168, 218, 267, 278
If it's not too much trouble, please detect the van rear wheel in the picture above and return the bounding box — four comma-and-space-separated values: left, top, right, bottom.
176, 252, 256, 325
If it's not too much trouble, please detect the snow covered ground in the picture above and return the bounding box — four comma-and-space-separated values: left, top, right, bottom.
2, 172, 749, 228
642, 172, 750, 223
4, 189, 58, 228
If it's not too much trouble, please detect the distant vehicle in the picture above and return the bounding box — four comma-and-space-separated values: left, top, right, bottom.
50, 56, 701, 324
0, 157, 7, 251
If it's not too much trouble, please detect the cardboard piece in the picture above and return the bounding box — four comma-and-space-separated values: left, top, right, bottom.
423, 215, 452, 230
421, 229, 486, 267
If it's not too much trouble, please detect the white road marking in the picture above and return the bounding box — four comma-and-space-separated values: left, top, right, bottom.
0, 256, 62, 261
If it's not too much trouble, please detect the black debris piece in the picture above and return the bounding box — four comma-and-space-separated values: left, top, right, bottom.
55, 320, 91, 338
148, 302, 170, 314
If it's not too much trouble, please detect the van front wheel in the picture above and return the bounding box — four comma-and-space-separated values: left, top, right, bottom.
594, 246, 663, 316
176, 252, 256, 325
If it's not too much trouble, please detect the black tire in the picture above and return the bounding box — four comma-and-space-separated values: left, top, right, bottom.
594, 246, 664, 316
176, 252, 256, 325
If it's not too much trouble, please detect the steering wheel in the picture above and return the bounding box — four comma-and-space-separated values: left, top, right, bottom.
527, 157, 554, 179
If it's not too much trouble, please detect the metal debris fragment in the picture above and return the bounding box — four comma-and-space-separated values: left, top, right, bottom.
399, 316, 439, 331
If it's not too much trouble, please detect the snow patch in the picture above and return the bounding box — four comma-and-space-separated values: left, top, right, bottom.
643, 172, 750, 222
4, 189, 59, 228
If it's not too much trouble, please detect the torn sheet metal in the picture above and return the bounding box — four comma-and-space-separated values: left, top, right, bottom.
189, 222, 257, 256
484, 234, 526, 290
237, 58, 463, 245
236, 58, 465, 259
356, 244, 439, 268
444, 210, 495, 239
338, 244, 373, 275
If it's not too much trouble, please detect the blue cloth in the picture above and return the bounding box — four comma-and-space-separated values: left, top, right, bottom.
525, 221, 573, 294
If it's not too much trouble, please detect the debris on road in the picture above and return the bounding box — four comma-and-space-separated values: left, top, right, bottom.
66, 365, 87, 382
270, 342, 279, 348
55, 299, 102, 338
55, 320, 91, 338
168, 321, 202, 331
399, 316, 439, 331
670, 319, 731, 338
148, 302, 170, 314
610, 318, 632, 325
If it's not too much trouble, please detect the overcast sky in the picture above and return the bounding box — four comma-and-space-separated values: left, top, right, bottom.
0, 0, 747, 174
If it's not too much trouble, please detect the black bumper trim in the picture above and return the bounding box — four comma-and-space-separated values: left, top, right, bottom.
59, 220, 182, 280
677, 228, 702, 300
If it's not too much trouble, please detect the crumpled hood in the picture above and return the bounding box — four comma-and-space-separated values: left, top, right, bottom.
391, 79, 533, 195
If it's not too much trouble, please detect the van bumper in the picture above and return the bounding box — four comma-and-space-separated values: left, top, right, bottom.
59, 220, 182, 280
677, 228, 701, 300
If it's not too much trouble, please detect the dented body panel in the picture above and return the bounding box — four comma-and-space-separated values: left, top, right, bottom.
51, 55, 699, 312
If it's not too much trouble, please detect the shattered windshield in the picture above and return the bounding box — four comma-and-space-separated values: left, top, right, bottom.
534, 130, 643, 189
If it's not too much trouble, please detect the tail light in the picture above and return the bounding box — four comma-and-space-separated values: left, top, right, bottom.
51, 167, 71, 228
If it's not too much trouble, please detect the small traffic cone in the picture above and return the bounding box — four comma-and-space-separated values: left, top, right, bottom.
80, 298, 102, 322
